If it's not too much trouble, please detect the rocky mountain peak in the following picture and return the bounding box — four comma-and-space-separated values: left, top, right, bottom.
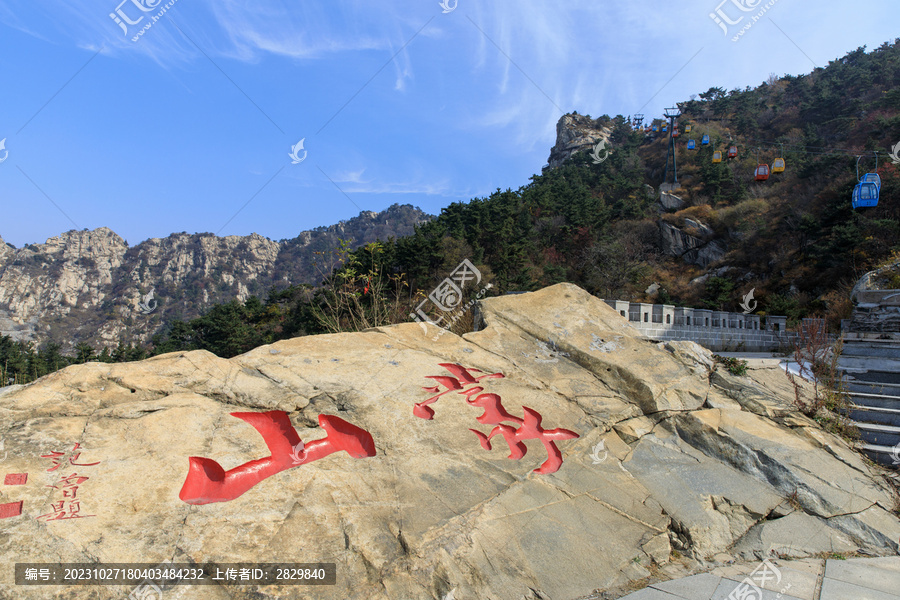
546, 112, 612, 169
37, 227, 127, 259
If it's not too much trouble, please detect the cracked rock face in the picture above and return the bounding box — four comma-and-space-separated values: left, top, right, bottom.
0, 283, 897, 600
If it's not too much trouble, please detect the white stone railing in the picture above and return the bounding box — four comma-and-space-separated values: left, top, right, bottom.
602, 300, 790, 352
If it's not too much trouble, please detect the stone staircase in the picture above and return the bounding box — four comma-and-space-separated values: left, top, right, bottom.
843, 362, 900, 466
839, 289, 900, 467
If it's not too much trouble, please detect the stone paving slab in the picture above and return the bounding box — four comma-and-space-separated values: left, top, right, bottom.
617, 557, 900, 600
823, 557, 900, 596
819, 578, 900, 600
651, 573, 721, 599
616, 589, 685, 600
711, 559, 820, 600
709, 578, 804, 600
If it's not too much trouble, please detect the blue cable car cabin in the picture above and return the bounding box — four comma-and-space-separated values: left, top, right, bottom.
862, 173, 882, 189
852, 182, 879, 209
662, 125, 668, 133
701, 134, 710, 145
687, 140, 696, 150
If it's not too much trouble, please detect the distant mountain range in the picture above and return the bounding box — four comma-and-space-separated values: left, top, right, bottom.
0, 204, 431, 350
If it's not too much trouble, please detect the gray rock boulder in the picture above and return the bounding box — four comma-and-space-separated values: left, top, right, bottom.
659, 221, 727, 268
0, 283, 896, 600
659, 192, 685, 211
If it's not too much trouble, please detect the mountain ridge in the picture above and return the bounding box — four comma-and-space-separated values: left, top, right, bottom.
0, 203, 431, 350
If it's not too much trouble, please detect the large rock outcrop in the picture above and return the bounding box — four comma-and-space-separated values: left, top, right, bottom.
0, 284, 897, 600
545, 114, 612, 170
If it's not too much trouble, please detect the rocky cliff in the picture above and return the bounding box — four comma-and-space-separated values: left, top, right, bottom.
0, 204, 430, 350
0, 284, 896, 600
545, 113, 612, 170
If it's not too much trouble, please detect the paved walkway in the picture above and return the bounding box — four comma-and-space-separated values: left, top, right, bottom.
617, 557, 900, 599
713, 352, 787, 369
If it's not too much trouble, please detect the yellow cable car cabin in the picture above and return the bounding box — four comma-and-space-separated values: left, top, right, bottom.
712, 151, 723, 163
772, 157, 785, 173
685, 124, 692, 133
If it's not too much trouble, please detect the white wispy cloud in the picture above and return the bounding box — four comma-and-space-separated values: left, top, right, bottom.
338, 176, 453, 196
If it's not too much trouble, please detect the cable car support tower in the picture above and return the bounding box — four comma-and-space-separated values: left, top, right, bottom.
663, 106, 681, 188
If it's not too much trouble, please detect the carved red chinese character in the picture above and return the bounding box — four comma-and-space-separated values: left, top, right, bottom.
46, 473, 90, 490
179, 411, 376, 505
38, 472, 97, 520
470, 407, 579, 474
414, 363, 504, 419
37, 499, 94, 521
40, 443, 100, 472
416, 364, 579, 474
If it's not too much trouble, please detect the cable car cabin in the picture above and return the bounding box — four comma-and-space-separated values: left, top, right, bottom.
862, 173, 882, 189
772, 158, 785, 173
754, 164, 770, 181
701, 135, 710, 145
652, 125, 659, 132
685, 124, 693, 133
852, 182, 879, 209
672, 129, 680, 137
728, 146, 738, 158
662, 125, 668, 133
687, 140, 696, 150
712, 151, 723, 163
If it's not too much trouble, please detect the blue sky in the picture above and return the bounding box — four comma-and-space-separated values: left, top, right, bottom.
0, 0, 896, 247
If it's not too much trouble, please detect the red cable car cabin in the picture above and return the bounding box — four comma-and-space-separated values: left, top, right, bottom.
754, 163, 770, 181
727, 146, 738, 158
